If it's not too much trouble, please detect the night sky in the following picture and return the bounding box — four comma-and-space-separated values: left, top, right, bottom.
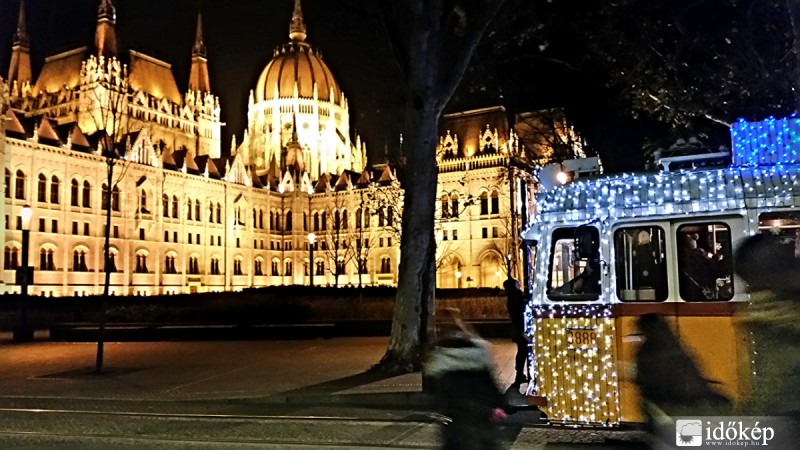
0, 0, 655, 172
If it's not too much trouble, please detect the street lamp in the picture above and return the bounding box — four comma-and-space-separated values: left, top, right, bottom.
14, 204, 33, 342
308, 232, 315, 287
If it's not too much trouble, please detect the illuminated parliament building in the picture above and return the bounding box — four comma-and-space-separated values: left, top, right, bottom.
0, 0, 552, 296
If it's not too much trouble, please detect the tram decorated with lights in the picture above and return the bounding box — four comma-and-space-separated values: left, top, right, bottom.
522, 116, 800, 425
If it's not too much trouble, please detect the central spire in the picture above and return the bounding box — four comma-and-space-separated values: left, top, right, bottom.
13, 0, 29, 48
288, 0, 307, 42
95, 0, 118, 58
192, 11, 207, 58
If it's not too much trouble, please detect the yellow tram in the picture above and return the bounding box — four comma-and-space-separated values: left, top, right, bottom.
522, 116, 800, 425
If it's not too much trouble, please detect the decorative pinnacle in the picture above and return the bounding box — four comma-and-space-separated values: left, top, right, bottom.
98, 0, 116, 23
288, 0, 307, 42
13, 0, 29, 48
192, 11, 207, 58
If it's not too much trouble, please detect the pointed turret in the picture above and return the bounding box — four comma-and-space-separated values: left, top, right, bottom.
288, 0, 307, 42
188, 11, 211, 93
95, 0, 118, 58
8, 0, 32, 85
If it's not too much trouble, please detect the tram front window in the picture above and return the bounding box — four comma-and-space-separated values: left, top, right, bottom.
614, 226, 668, 302
677, 223, 733, 301
547, 226, 601, 300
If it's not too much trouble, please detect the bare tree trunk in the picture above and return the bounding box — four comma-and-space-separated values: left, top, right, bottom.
381, 101, 440, 371
96, 158, 114, 373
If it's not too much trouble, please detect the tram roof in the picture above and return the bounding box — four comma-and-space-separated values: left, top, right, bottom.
534, 163, 800, 224
531, 116, 800, 225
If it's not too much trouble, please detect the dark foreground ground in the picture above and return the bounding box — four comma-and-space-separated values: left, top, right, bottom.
0, 335, 648, 449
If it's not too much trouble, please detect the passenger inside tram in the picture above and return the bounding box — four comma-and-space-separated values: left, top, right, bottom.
678, 232, 725, 300
554, 258, 601, 295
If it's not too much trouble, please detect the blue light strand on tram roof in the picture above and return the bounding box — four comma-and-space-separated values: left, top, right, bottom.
731, 116, 800, 166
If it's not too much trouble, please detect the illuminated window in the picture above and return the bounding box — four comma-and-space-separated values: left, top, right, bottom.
547, 226, 600, 300
677, 223, 733, 301
614, 226, 668, 302
4, 169, 10, 198
441, 195, 450, 218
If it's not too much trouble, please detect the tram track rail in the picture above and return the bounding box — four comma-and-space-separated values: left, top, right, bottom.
0, 405, 440, 449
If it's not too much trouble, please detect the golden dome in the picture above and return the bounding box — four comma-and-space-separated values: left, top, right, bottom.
254, 42, 342, 103
254, 0, 342, 104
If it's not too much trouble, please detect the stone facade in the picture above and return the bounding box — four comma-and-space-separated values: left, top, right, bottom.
0, 0, 555, 296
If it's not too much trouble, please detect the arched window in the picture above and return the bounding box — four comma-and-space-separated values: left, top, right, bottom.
208, 202, 214, 222
187, 199, 193, 220
195, 201, 200, 221
269, 211, 275, 230
271, 259, 279, 276
275, 210, 281, 231
37, 174, 47, 202
380, 256, 392, 274
50, 176, 60, 204
303, 212, 308, 231
254, 259, 263, 276
188, 256, 199, 275
355, 208, 362, 229
71, 179, 80, 206
314, 212, 320, 231
172, 196, 179, 219
216, 203, 222, 223
334, 210, 341, 230
286, 211, 292, 231
162, 195, 169, 217
259, 210, 264, 229
82, 181, 91, 207
284, 260, 293, 276
164, 255, 176, 274
480, 192, 489, 216
73, 250, 88, 272
450, 194, 459, 218
15, 170, 26, 199
342, 210, 348, 229
4, 169, 10, 198
253, 208, 258, 228
315, 260, 325, 276
105, 251, 117, 273
491, 190, 499, 214
135, 253, 149, 273
364, 208, 370, 228
234, 258, 243, 276
39, 249, 47, 270
378, 210, 385, 227
140, 190, 148, 213
336, 259, 345, 275
441, 195, 450, 218
4, 246, 19, 269
321, 211, 327, 230
111, 186, 120, 211
387, 207, 393, 227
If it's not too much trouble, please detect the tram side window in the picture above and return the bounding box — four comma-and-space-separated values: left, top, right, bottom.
759, 212, 800, 246
614, 226, 668, 302
547, 226, 601, 300
677, 223, 733, 301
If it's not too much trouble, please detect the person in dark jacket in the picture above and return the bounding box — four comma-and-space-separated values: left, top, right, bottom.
504, 278, 528, 384
425, 319, 507, 450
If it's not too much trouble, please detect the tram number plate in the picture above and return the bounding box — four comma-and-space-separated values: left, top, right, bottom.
566, 329, 598, 347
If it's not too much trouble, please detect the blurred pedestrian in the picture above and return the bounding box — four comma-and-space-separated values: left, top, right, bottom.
634, 313, 730, 428
504, 277, 529, 384
734, 233, 800, 417
425, 311, 508, 450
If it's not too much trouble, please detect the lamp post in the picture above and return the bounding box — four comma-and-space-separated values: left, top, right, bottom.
14, 204, 33, 342
278, 184, 285, 285
308, 232, 315, 287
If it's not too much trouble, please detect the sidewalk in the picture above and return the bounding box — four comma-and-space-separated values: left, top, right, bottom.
0, 336, 522, 403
